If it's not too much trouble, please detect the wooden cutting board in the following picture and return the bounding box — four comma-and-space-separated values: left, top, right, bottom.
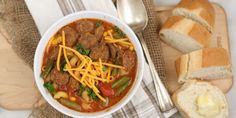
155, 3, 233, 94
0, 31, 45, 110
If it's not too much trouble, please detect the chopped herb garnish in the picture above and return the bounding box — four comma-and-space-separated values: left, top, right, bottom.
113, 26, 126, 39
76, 43, 91, 55
43, 82, 56, 94
83, 49, 91, 55
78, 84, 85, 96
95, 20, 103, 28
87, 88, 98, 100
111, 68, 119, 76
102, 65, 107, 72
87, 88, 92, 94
90, 92, 98, 100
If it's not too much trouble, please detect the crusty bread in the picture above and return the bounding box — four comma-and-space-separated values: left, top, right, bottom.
172, 81, 229, 118
175, 48, 232, 83
172, 0, 215, 33
159, 16, 211, 53
209, 78, 233, 93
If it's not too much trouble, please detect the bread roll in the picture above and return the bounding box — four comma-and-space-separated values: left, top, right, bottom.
173, 0, 215, 33
160, 16, 211, 53
172, 81, 228, 118
175, 48, 232, 83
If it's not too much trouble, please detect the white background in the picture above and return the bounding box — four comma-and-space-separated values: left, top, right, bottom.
0, 0, 235, 117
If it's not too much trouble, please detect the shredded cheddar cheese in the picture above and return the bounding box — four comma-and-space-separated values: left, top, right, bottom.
55, 30, 130, 102
81, 60, 92, 82
46, 37, 54, 53
106, 67, 111, 82
99, 59, 104, 80
107, 30, 114, 39
92, 62, 124, 69
92, 85, 100, 93
59, 45, 85, 61
105, 37, 128, 43
56, 46, 62, 71
46, 36, 62, 53
93, 89, 106, 102
103, 29, 133, 50
62, 31, 71, 69
66, 65, 85, 85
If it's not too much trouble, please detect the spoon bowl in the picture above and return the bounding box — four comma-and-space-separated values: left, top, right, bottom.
117, 0, 148, 32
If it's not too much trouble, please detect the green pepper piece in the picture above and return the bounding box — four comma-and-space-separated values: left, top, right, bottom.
95, 20, 103, 28
41, 59, 54, 78
115, 80, 130, 96
59, 98, 81, 111
112, 76, 129, 88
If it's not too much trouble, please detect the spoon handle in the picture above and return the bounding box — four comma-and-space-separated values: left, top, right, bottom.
137, 33, 174, 112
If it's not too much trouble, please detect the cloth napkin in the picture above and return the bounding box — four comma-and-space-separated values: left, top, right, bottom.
24, 0, 177, 117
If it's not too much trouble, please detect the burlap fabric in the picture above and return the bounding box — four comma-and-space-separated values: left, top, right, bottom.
0, 0, 40, 68
142, 0, 167, 85
0, 0, 167, 117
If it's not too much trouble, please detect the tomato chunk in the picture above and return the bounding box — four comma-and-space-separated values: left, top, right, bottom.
99, 82, 114, 97
91, 101, 100, 108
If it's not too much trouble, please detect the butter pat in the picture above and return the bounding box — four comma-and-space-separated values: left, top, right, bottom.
196, 93, 220, 117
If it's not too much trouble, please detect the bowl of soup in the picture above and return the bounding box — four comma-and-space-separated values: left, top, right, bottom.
34, 11, 144, 117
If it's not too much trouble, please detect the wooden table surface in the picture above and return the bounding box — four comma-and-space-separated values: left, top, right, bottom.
0, 32, 44, 110
1, 0, 236, 117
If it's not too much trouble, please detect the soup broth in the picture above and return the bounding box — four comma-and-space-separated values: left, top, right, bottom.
41, 19, 137, 112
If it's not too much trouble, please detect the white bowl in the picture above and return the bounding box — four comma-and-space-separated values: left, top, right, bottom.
34, 11, 144, 118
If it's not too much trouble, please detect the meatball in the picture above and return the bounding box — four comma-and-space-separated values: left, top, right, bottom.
76, 20, 94, 33
68, 77, 80, 91
62, 26, 78, 47
89, 43, 110, 62
108, 44, 117, 60
95, 25, 105, 40
50, 68, 70, 85
78, 33, 98, 49
122, 50, 136, 71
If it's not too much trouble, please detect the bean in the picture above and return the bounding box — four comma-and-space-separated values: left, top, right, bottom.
59, 98, 81, 111
41, 59, 54, 78
115, 80, 130, 96
112, 76, 129, 88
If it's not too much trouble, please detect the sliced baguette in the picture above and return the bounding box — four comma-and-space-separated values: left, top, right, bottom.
173, 0, 215, 33
160, 16, 211, 53
175, 48, 232, 83
172, 81, 229, 118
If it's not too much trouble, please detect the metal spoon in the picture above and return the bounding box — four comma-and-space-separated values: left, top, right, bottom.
116, 0, 174, 112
